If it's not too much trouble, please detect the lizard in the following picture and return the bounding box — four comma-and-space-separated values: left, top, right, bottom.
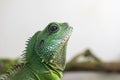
0, 22, 73, 80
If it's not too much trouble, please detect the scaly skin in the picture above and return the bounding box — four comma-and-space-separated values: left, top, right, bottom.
0, 22, 73, 80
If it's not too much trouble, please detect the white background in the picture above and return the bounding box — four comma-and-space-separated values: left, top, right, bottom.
0, 0, 120, 62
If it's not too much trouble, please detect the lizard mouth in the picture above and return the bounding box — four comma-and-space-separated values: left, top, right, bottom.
60, 27, 73, 44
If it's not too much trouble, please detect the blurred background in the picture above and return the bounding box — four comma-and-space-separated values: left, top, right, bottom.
0, 0, 120, 80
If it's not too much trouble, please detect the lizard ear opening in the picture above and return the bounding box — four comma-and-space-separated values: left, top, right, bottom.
39, 40, 44, 47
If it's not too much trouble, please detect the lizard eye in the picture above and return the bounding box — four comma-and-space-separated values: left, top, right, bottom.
48, 24, 59, 33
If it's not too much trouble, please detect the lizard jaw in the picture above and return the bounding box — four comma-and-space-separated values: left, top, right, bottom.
61, 35, 70, 44
60, 27, 73, 44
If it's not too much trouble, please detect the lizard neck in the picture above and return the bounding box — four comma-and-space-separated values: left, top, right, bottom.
26, 53, 47, 73
25, 52, 63, 78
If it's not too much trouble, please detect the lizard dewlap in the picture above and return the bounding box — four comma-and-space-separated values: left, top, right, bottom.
0, 22, 73, 80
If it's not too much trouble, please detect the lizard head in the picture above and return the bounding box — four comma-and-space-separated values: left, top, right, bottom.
27, 22, 73, 72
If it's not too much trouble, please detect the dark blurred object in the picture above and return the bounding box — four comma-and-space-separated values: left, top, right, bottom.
66, 49, 120, 73
0, 58, 19, 75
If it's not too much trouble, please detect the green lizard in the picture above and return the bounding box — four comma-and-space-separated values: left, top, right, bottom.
0, 22, 73, 80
